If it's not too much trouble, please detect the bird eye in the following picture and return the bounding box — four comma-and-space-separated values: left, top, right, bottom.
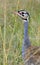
22, 12, 24, 14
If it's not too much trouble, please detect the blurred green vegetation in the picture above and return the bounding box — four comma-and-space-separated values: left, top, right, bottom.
0, 0, 40, 65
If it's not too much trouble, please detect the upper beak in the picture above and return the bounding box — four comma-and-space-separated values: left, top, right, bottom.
13, 12, 23, 18
13, 11, 25, 19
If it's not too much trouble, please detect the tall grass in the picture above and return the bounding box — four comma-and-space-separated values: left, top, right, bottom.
0, 0, 40, 65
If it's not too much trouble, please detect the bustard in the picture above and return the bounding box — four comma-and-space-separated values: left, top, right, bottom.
14, 10, 40, 65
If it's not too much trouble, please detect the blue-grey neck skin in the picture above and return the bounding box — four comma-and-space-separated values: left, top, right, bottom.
24, 20, 28, 41
22, 20, 31, 53
22, 20, 31, 64
24, 20, 30, 47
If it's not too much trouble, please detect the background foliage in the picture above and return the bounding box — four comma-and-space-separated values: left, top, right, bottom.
0, 0, 40, 65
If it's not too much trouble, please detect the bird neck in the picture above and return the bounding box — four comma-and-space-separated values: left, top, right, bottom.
23, 20, 30, 47
24, 20, 28, 37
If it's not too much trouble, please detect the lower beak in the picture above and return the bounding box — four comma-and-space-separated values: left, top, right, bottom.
13, 11, 25, 19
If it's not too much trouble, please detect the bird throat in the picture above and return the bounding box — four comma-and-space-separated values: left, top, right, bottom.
24, 20, 28, 39
24, 20, 30, 47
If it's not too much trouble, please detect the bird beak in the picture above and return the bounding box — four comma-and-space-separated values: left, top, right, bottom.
13, 11, 25, 19
13, 11, 20, 16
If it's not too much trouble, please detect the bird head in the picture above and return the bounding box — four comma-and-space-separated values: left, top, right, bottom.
14, 10, 30, 21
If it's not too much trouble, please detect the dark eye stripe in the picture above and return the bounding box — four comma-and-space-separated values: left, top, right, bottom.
26, 12, 29, 16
